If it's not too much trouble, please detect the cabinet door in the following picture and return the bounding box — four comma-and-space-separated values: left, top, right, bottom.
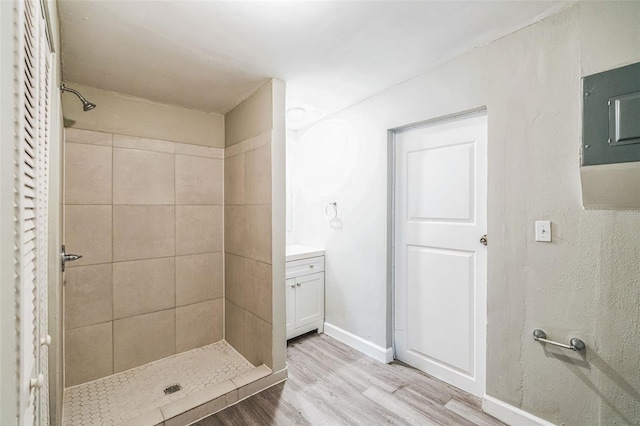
294, 272, 325, 329
286, 278, 296, 338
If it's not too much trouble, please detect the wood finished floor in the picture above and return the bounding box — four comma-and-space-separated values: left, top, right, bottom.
195, 333, 505, 426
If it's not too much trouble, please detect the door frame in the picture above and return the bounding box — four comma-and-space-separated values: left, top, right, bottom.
387, 106, 488, 394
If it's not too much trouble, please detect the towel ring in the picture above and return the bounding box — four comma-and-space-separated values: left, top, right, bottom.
325, 202, 337, 219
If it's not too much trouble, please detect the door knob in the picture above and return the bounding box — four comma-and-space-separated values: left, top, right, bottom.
480, 235, 488, 246
61, 245, 83, 272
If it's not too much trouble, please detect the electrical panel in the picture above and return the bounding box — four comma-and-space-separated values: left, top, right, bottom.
582, 62, 640, 166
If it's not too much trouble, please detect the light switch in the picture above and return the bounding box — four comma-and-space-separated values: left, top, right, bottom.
535, 221, 552, 242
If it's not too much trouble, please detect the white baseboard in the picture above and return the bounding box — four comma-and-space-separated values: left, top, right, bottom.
323, 322, 393, 363
482, 395, 555, 426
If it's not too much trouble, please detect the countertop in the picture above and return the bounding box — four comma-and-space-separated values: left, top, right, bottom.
286, 244, 325, 262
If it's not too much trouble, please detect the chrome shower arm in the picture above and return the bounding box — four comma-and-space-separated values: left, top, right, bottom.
61, 83, 96, 111
61, 84, 88, 102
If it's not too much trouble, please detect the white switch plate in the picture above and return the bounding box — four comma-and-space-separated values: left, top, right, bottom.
535, 221, 552, 242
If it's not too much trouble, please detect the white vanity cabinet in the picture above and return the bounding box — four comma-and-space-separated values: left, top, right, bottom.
285, 246, 325, 340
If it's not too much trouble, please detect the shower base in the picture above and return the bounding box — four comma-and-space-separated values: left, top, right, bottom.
62, 340, 287, 426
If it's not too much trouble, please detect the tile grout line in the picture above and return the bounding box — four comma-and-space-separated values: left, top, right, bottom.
65, 202, 226, 206
241, 145, 247, 356
111, 131, 115, 377
66, 297, 227, 331
66, 129, 224, 153
222, 145, 226, 343
68, 143, 224, 159
174, 149, 177, 356
65, 250, 224, 270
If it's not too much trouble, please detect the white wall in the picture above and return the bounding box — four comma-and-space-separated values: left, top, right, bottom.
289, 3, 640, 424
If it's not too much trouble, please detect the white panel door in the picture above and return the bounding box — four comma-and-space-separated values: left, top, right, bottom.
294, 272, 325, 328
394, 114, 487, 397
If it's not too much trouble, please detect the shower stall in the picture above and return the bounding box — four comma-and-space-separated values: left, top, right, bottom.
60, 80, 286, 425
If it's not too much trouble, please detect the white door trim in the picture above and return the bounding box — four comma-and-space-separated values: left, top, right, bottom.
390, 108, 488, 397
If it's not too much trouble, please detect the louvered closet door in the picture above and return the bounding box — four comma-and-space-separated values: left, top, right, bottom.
15, 0, 53, 424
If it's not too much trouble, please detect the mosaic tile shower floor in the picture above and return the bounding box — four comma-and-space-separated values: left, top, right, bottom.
62, 341, 254, 425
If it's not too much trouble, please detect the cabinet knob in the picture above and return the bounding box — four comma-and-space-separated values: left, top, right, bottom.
290, 284, 295, 288
309, 265, 314, 268
296, 283, 301, 287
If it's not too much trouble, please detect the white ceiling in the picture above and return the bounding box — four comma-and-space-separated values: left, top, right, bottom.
58, 1, 569, 126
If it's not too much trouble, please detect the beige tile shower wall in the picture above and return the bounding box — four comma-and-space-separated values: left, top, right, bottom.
224, 131, 274, 367
63, 128, 225, 387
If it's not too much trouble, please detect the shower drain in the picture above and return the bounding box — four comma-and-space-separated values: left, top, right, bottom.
163, 384, 182, 395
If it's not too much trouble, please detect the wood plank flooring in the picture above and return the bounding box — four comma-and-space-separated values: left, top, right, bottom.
195, 333, 505, 426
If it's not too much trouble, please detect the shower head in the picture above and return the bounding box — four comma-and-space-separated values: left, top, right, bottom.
61, 84, 96, 111
83, 101, 97, 112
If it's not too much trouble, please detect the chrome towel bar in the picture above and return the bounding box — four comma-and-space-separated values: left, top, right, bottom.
533, 329, 585, 351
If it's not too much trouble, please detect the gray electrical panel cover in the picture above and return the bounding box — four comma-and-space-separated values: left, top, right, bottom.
582, 61, 640, 166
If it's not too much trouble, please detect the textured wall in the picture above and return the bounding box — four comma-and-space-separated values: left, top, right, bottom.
577, 4, 640, 423
63, 128, 225, 387
292, 3, 640, 424
62, 83, 225, 148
